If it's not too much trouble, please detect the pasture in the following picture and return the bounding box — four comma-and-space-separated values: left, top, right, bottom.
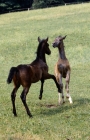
0, 3, 90, 140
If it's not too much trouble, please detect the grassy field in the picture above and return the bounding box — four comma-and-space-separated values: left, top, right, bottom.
0, 3, 90, 140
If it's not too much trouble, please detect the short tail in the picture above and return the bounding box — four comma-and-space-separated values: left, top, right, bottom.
7, 67, 18, 84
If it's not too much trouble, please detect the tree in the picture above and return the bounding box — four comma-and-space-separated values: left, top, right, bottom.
32, 0, 65, 9
0, 0, 33, 13
17, 0, 33, 8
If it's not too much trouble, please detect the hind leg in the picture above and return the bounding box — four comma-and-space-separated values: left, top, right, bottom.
39, 79, 44, 100
11, 85, 20, 116
65, 71, 73, 104
54, 66, 64, 104
20, 87, 32, 117
58, 74, 65, 105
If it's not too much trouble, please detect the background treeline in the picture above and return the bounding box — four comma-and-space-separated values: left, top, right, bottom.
0, 0, 33, 13
0, 0, 90, 13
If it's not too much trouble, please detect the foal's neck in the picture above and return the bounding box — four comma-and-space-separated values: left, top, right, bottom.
37, 49, 46, 63
40, 52, 46, 63
58, 42, 67, 60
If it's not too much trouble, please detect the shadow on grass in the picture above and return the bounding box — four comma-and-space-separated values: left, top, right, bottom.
37, 98, 90, 116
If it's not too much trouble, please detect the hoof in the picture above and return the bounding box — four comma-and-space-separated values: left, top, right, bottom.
29, 114, 33, 118
28, 112, 33, 118
39, 96, 42, 100
13, 111, 17, 117
58, 101, 65, 105
14, 114, 17, 117
70, 101, 73, 104
63, 101, 65, 104
66, 96, 73, 104
58, 101, 62, 105
66, 96, 69, 98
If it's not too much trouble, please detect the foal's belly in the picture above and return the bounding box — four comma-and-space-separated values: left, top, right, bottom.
58, 64, 68, 78
30, 66, 42, 83
31, 71, 42, 83
18, 65, 42, 86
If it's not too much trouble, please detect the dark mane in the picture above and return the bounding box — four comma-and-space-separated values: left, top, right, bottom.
36, 39, 44, 59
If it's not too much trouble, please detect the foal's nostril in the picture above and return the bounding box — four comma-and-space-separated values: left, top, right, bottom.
52, 43, 55, 46
49, 50, 51, 55
52, 43, 56, 48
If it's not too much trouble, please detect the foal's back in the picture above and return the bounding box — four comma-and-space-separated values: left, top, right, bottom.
14, 58, 48, 86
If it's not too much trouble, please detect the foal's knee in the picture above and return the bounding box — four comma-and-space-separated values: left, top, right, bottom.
60, 83, 63, 90
58, 83, 63, 93
20, 93, 25, 102
65, 82, 69, 93
11, 93, 14, 99
39, 95, 42, 100
11, 93, 16, 101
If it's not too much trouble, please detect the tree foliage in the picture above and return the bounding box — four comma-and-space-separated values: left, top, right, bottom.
0, 0, 90, 13
0, 0, 33, 13
32, 0, 65, 9
32, 0, 90, 9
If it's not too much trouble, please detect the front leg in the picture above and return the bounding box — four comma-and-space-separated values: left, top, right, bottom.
43, 73, 61, 93
52, 75, 62, 93
39, 79, 44, 100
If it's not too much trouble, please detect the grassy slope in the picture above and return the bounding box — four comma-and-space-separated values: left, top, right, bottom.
0, 3, 90, 140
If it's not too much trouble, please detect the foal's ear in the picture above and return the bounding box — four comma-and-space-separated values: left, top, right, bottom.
62, 35, 67, 40
38, 37, 41, 42
46, 37, 48, 42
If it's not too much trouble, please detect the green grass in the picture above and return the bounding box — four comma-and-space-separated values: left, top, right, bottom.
0, 3, 90, 140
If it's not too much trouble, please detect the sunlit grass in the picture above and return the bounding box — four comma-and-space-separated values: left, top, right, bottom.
0, 3, 90, 140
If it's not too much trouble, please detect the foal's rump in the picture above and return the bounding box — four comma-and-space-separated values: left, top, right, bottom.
7, 61, 49, 87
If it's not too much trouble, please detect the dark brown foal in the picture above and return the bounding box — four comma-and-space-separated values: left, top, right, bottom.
52, 35, 73, 104
7, 37, 60, 117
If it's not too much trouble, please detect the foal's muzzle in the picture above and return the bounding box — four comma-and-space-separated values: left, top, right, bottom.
48, 50, 51, 55
52, 43, 56, 48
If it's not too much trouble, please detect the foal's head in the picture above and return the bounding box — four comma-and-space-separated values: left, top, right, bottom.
37, 37, 51, 55
52, 35, 67, 48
